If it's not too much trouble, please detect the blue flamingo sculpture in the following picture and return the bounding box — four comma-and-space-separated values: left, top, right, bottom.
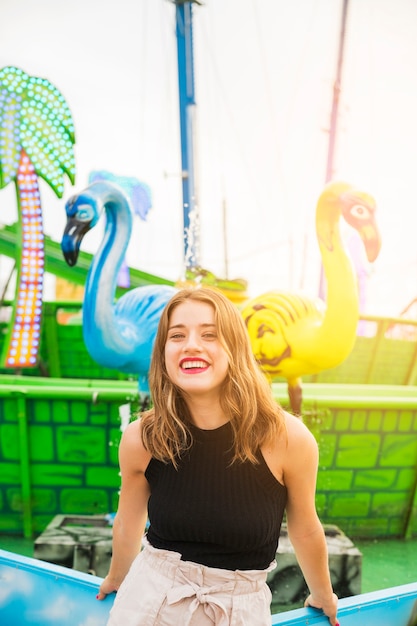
61, 181, 177, 394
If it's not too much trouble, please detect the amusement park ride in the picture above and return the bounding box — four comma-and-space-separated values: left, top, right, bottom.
0, 1, 416, 625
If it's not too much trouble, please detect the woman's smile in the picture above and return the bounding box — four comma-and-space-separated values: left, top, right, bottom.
179, 358, 210, 372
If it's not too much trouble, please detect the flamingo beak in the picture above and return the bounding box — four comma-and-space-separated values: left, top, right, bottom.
61, 216, 92, 266
360, 223, 382, 263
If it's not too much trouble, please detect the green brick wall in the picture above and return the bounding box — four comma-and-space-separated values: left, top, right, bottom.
1, 379, 417, 540
0, 380, 138, 536
302, 403, 417, 539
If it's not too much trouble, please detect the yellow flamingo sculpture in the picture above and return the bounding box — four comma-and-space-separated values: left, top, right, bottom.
241, 181, 381, 415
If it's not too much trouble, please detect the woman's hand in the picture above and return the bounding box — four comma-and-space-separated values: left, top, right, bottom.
304, 592, 340, 626
96, 575, 119, 601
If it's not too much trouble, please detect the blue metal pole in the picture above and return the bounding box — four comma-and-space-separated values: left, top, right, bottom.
175, 1, 199, 268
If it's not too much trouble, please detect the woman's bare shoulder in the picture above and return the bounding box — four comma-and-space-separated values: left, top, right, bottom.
119, 418, 152, 472
283, 411, 318, 451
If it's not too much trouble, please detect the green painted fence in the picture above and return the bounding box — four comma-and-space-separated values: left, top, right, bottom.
2, 301, 417, 384
0, 301, 136, 380
303, 314, 417, 386
0, 376, 416, 541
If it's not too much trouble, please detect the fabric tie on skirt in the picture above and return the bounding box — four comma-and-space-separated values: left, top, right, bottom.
167, 579, 232, 626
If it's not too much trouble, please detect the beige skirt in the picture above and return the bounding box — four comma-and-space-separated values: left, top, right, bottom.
107, 540, 276, 626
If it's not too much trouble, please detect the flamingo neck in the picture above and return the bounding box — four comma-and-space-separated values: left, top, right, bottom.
315, 184, 359, 335
86, 184, 132, 316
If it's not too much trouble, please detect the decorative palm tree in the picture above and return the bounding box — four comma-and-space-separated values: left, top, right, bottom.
0, 65, 75, 368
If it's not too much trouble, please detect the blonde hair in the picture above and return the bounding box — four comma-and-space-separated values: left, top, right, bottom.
141, 287, 286, 466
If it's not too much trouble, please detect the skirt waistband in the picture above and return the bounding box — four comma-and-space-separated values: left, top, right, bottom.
142, 539, 276, 592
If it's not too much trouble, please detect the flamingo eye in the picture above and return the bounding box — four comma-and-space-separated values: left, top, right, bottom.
350, 204, 370, 220
75, 204, 92, 221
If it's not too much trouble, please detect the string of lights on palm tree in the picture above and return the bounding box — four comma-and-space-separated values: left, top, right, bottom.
0, 65, 75, 368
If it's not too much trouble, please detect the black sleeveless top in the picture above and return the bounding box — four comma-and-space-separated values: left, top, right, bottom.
144, 421, 287, 571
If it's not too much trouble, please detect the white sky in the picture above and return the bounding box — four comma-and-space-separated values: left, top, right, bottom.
1, 0, 417, 316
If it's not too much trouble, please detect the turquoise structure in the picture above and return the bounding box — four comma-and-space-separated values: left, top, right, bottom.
0, 549, 416, 626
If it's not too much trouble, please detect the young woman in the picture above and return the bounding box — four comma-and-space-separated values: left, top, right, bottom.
97, 287, 339, 626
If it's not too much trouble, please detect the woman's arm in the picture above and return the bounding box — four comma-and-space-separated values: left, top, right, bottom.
282, 413, 339, 626
97, 419, 151, 599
